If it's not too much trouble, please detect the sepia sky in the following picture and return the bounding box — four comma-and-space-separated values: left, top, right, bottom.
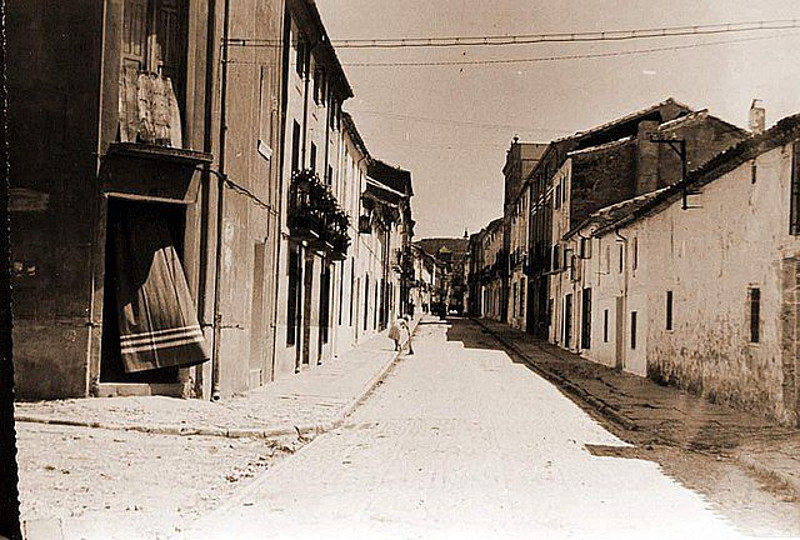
315, 0, 800, 239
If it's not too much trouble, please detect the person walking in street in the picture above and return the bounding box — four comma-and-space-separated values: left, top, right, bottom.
400, 315, 414, 355
388, 316, 403, 351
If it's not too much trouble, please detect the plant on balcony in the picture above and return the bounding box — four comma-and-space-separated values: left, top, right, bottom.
289, 169, 351, 259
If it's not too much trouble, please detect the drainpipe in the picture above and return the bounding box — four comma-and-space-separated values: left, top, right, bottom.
210, 0, 232, 401
615, 229, 629, 372
268, 3, 291, 384
196, 0, 218, 398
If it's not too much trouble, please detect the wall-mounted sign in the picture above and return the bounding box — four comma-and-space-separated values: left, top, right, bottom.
258, 140, 273, 162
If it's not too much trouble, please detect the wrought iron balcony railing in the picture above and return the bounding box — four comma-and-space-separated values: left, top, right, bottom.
289, 169, 351, 260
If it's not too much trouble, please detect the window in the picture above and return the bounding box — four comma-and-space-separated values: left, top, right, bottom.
552, 245, 560, 271
310, 142, 317, 173
792, 143, 800, 235
666, 291, 673, 330
291, 121, 301, 173
313, 68, 325, 104
519, 279, 526, 317
603, 309, 609, 342
121, 0, 188, 141
555, 184, 562, 209
580, 238, 592, 259
327, 165, 333, 186
751, 161, 758, 184
630, 311, 638, 350
618, 244, 624, 273
562, 176, 567, 204
329, 99, 338, 130
749, 287, 761, 343
548, 298, 554, 326
633, 237, 639, 270
512, 282, 518, 317
295, 36, 308, 77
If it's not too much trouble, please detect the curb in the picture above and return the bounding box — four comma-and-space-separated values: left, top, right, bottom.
472, 318, 639, 432
735, 450, 800, 497
14, 317, 421, 442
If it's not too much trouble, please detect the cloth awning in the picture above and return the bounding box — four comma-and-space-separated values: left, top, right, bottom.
111, 204, 209, 373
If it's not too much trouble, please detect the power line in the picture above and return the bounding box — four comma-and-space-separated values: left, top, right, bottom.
333, 19, 800, 49
348, 109, 571, 134
342, 32, 800, 68
227, 19, 799, 50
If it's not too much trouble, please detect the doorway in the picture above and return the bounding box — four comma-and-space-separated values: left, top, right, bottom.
100, 198, 186, 384
564, 293, 573, 349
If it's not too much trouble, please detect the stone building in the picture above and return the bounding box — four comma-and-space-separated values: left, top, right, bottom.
8, 0, 415, 401
524, 99, 747, 340
7, 0, 287, 399
546, 107, 748, 353
273, 0, 354, 376
469, 218, 504, 320
504, 142, 548, 330
554, 110, 800, 426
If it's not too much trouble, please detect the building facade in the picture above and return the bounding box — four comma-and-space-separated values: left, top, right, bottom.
8, 0, 415, 401
469, 218, 504, 320
9, 0, 225, 399
551, 112, 800, 426
546, 108, 748, 355
502, 141, 546, 325
525, 99, 746, 340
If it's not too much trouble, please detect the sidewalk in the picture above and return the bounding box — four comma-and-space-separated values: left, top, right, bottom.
15, 316, 422, 441
15, 318, 424, 540
474, 317, 800, 495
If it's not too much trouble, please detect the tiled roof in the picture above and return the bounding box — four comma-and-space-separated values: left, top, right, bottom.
592, 112, 800, 236
368, 160, 413, 197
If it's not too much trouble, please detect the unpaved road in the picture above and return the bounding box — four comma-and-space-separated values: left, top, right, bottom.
188, 319, 800, 539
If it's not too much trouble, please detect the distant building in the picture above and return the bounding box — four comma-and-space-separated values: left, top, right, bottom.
503, 141, 548, 329
416, 237, 470, 313
468, 218, 504, 320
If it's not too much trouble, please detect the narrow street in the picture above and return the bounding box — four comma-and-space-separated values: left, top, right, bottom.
186, 319, 776, 539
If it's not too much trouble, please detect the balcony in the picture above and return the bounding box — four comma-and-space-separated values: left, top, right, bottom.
289, 169, 351, 260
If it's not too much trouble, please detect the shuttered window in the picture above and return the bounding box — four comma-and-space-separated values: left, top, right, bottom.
666, 290, 673, 330
749, 288, 761, 343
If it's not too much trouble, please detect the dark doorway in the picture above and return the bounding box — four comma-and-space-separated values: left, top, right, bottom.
581, 287, 592, 350
564, 293, 573, 349
100, 198, 183, 384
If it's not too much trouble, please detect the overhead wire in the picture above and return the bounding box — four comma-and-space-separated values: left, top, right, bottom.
341, 32, 800, 68
226, 19, 800, 49
333, 19, 800, 49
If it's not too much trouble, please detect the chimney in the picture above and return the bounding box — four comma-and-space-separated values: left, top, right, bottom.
635, 120, 660, 196
749, 99, 766, 135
